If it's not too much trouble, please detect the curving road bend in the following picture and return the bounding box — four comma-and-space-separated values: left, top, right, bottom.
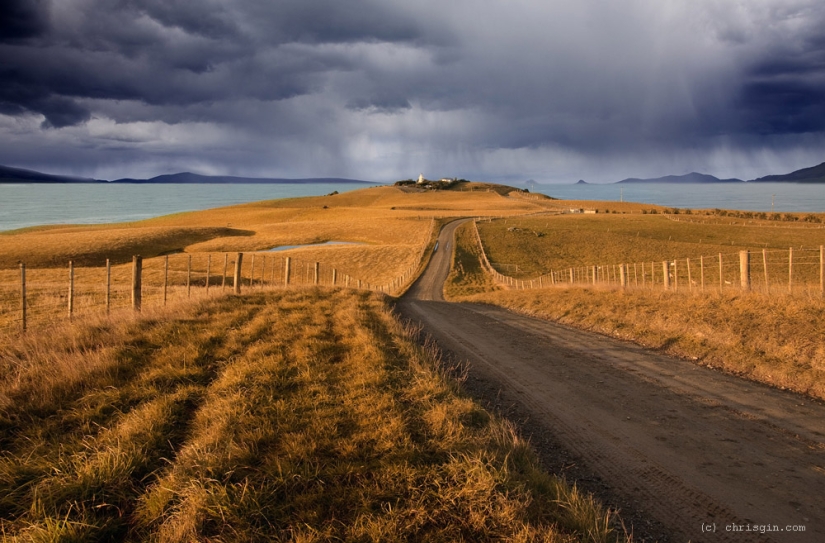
397, 220, 825, 543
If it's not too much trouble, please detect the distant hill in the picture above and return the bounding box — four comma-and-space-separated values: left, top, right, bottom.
749, 162, 825, 183
617, 172, 743, 184
111, 172, 374, 184
0, 165, 374, 184
0, 164, 103, 183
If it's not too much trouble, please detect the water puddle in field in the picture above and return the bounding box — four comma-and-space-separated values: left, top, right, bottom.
269, 241, 365, 251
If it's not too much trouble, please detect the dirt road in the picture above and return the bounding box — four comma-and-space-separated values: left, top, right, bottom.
397, 220, 825, 543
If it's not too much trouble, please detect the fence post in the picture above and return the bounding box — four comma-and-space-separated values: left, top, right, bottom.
314, 262, 319, 285
132, 255, 142, 312
634, 263, 638, 286
619, 264, 626, 288
686, 259, 692, 290
233, 253, 243, 294
718, 253, 723, 290
673, 260, 678, 290
206, 254, 211, 295
592, 266, 597, 285
106, 259, 111, 313
261, 255, 266, 289
284, 257, 291, 286
662, 261, 670, 290
788, 247, 793, 294
250, 254, 255, 289
739, 250, 750, 290
20, 262, 26, 332
222, 253, 228, 290
187, 255, 192, 297
358, 279, 362, 289
332, 268, 337, 286
569, 268, 574, 284
68, 260, 74, 320
762, 249, 768, 291
700, 256, 704, 290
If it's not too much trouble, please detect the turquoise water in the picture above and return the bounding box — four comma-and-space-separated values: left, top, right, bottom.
1, 181, 824, 233
0, 183, 375, 232
269, 241, 365, 251
534, 182, 825, 213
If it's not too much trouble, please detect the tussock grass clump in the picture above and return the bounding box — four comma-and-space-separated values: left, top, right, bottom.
0, 289, 626, 542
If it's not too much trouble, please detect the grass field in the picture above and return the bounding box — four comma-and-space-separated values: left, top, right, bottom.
0, 288, 626, 542
0, 185, 548, 330
477, 213, 825, 289
446, 220, 825, 401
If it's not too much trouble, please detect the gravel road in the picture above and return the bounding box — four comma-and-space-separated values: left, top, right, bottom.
397, 219, 825, 543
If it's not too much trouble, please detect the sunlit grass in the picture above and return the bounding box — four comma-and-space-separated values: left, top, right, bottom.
0, 289, 628, 542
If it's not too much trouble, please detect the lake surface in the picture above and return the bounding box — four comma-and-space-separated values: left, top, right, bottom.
1, 181, 824, 233
0, 183, 373, 232
533, 182, 825, 213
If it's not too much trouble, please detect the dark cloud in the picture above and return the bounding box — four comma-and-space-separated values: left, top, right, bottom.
0, 0, 823, 182
0, 0, 49, 42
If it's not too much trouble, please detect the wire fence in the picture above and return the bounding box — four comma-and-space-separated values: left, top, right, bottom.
0, 220, 437, 335
472, 220, 825, 297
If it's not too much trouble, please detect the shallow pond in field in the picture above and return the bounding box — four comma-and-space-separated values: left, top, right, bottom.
269, 241, 366, 251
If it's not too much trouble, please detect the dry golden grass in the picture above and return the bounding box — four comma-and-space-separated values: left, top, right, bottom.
0, 185, 545, 329
477, 213, 825, 288
0, 289, 628, 542
446, 220, 825, 401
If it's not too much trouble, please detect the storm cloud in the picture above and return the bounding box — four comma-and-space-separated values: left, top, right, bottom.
0, 0, 823, 182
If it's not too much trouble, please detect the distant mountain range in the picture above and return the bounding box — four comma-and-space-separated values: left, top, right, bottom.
0, 164, 373, 185
514, 161, 825, 185
749, 161, 825, 183
617, 172, 743, 184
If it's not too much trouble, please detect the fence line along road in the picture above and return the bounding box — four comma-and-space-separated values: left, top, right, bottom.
472, 220, 825, 297
2, 222, 436, 334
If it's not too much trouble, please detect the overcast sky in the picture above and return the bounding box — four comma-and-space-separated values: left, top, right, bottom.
1, 0, 823, 183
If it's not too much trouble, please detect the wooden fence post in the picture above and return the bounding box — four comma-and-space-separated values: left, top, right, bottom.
68, 260, 74, 319
261, 255, 266, 288
187, 255, 192, 297
718, 253, 723, 290
163, 255, 169, 306
332, 268, 337, 286
234, 253, 243, 294
619, 264, 626, 288
592, 266, 597, 285
284, 257, 291, 286
662, 261, 670, 290
673, 260, 678, 290
222, 253, 228, 290
314, 262, 320, 285
739, 250, 750, 290
788, 247, 793, 294
700, 256, 704, 290
206, 254, 211, 295
132, 255, 142, 312
20, 262, 26, 332
569, 268, 574, 284
634, 263, 638, 286
106, 259, 111, 313
250, 254, 255, 289
686, 258, 692, 290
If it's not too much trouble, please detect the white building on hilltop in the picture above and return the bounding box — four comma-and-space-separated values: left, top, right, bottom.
417, 173, 425, 184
